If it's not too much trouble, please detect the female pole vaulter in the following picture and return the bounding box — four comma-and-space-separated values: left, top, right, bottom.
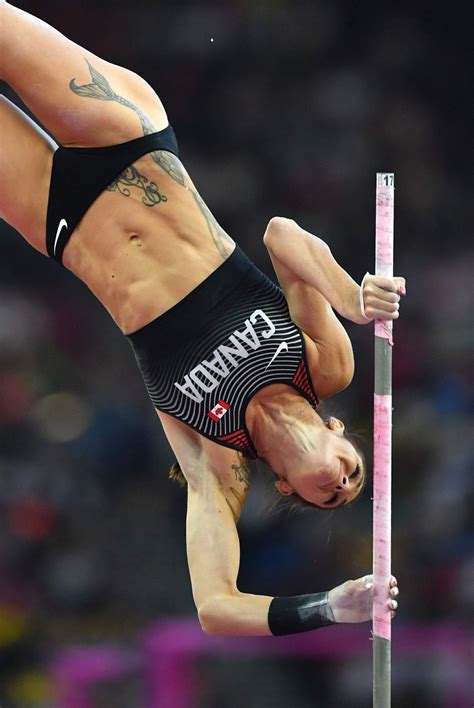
0, 3, 401, 636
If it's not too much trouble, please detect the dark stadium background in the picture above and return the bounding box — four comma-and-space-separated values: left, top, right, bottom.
0, 1, 472, 706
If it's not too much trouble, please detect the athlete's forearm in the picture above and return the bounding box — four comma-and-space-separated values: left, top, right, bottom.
197, 589, 335, 637
264, 217, 362, 323
198, 591, 274, 636
197, 574, 398, 636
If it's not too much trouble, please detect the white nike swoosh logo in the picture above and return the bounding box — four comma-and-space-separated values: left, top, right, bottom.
53, 218, 68, 255
265, 341, 289, 370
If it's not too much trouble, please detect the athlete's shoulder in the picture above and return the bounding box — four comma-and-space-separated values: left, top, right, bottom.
199, 436, 250, 481
198, 438, 251, 521
158, 410, 250, 489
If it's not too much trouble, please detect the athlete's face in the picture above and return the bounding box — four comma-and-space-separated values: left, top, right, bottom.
274, 418, 366, 508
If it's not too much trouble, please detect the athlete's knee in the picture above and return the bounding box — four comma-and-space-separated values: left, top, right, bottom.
0, 4, 5, 61
0, 2, 13, 76
116, 66, 160, 103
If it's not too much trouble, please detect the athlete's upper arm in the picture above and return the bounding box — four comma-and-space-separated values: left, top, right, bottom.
157, 410, 203, 475
185, 466, 244, 612
157, 413, 249, 610
264, 223, 354, 397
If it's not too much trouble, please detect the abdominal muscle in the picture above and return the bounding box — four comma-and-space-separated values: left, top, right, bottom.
61, 151, 236, 334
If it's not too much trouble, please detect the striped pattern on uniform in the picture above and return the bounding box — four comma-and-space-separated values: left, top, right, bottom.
127, 247, 318, 457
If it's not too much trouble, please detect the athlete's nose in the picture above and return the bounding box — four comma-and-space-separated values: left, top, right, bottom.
335, 475, 348, 490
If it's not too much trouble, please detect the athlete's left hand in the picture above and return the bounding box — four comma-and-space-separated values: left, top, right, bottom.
354, 274, 406, 324
328, 574, 399, 623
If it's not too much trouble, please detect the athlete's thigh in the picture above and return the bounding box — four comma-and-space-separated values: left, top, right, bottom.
1, 3, 168, 147
0, 95, 55, 253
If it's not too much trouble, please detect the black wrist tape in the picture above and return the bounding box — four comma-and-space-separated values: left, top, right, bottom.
268, 591, 336, 636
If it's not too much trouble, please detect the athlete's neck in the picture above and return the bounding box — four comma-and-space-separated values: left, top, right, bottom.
247, 387, 323, 473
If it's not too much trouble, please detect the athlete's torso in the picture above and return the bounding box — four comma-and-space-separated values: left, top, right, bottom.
23, 134, 236, 336
127, 246, 319, 457
5, 61, 323, 469
12, 125, 324, 463
59, 145, 237, 334
56, 147, 323, 458
32, 122, 324, 461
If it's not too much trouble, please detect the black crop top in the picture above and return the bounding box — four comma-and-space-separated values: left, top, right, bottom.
45, 126, 179, 264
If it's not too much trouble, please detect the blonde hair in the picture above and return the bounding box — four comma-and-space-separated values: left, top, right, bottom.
168, 460, 187, 488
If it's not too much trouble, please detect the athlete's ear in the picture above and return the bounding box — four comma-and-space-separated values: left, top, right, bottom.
327, 417, 345, 435
274, 479, 295, 496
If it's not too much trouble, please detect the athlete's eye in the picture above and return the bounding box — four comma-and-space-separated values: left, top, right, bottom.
324, 493, 338, 506
349, 464, 361, 480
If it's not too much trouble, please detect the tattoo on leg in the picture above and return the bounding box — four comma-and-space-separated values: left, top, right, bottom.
70, 60, 234, 257
107, 165, 167, 206
70, 60, 158, 137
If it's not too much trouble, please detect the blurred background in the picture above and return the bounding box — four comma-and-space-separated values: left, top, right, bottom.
0, 0, 472, 706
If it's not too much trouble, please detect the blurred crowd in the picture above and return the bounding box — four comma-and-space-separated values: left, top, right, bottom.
0, 1, 472, 706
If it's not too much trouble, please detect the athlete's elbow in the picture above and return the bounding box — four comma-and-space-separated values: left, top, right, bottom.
263, 216, 297, 246
198, 606, 221, 635
337, 365, 355, 392
197, 598, 225, 635
317, 355, 355, 399
264, 217, 330, 263
197, 594, 237, 636
332, 359, 355, 394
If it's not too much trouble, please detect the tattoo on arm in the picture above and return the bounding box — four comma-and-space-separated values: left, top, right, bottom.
225, 459, 250, 523
69, 60, 234, 258
225, 497, 238, 523
225, 487, 245, 524
232, 460, 250, 486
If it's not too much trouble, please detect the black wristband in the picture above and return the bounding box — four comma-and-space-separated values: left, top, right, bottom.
268, 591, 336, 636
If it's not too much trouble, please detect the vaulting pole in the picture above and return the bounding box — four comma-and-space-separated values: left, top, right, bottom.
373, 172, 394, 708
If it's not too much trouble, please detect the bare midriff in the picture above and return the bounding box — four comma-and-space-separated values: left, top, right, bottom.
61, 150, 236, 334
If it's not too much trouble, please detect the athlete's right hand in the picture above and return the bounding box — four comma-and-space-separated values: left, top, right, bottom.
354, 274, 406, 324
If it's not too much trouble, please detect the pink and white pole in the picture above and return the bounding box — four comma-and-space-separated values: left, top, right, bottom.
373, 173, 394, 707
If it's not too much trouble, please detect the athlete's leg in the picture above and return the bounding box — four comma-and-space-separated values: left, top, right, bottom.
0, 95, 55, 252
0, 3, 168, 147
